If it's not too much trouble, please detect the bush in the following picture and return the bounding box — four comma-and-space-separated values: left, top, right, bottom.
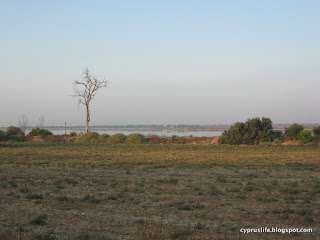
168, 135, 187, 144
11, 135, 24, 142
28, 128, 53, 137
297, 129, 315, 143
69, 131, 77, 137
0, 130, 6, 141
108, 133, 127, 144
126, 133, 146, 144
75, 132, 99, 143
219, 117, 273, 145
7, 126, 24, 137
147, 135, 167, 144
3, 126, 26, 142
266, 130, 283, 142
313, 126, 320, 137
99, 133, 110, 143
285, 124, 304, 140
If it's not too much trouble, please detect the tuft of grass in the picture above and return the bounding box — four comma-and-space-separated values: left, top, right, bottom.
281, 188, 301, 194
107, 195, 117, 201
30, 214, 48, 225
56, 196, 68, 201
171, 229, 193, 239
216, 175, 227, 183
193, 201, 205, 209
82, 194, 101, 204
243, 186, 255, 192
27, 194, 43, 199
34, 230, 56, 240
177, 204, 192, 211
9, 180, 18, 188
227, 187, 240, 192
208, 185, 223, 196
194, 222, 205, 230
19, 187, 29, 193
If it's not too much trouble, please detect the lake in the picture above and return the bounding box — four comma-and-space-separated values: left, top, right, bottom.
1, 126, 224, 137
49, 129, 223, 137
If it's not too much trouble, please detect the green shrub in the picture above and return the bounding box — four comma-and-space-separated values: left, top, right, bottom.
11, 135, 24, 142
297, 129, 315, 143
313, 126, 320, 137
0, 130, 6, 141
169, 135, 187, 144
4, 126, 26, 141
75, 132, 99, 143
126, 133, 145, 144
219, 117, 273, 145
108, 133, 127, 144
285, 124, 304, 140
99, 133, 110, 143
28, 128, 52, 137
266, 130, 283, 142
7, 126, 24, 137
69, 131, 77, 137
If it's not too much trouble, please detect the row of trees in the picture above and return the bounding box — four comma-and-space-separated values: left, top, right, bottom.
0, 127, 146, 144
1, 121, 319, 145
219, 117, 320, 145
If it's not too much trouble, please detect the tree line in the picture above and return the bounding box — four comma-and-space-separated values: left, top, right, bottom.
1, 119, 319, 145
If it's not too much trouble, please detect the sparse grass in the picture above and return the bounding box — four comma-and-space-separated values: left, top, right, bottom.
171, 229, 193, 239
34, 230, 56, 240
0, 142, 319, 239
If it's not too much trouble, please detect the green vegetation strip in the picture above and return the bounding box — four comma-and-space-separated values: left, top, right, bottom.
1, 142, 319, 169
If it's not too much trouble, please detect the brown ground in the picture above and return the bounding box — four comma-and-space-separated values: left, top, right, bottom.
0, 143, 319, 239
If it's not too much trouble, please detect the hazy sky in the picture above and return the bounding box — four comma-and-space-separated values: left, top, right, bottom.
1, 0, 319, 126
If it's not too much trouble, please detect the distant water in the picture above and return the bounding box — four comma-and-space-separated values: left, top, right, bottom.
49, 129, 223, 137
1, 126, 223, 137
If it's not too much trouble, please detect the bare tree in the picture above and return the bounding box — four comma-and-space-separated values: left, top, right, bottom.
74, 67, 108, 133
19, 114, 29, 135
38, 115, 45, 129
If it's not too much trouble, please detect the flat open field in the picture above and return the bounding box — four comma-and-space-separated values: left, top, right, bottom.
0, 143, 319, 239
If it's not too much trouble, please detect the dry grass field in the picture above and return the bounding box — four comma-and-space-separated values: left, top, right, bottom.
0, 143, 319, 239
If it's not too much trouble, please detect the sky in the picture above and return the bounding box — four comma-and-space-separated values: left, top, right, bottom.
1, 0, 319, 126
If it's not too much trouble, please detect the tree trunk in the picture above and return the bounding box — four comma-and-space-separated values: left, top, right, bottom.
85, 105, 89, 133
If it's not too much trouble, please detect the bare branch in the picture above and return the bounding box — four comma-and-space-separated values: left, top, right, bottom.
37, 115, 45, 129
19, 114, 29, 135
